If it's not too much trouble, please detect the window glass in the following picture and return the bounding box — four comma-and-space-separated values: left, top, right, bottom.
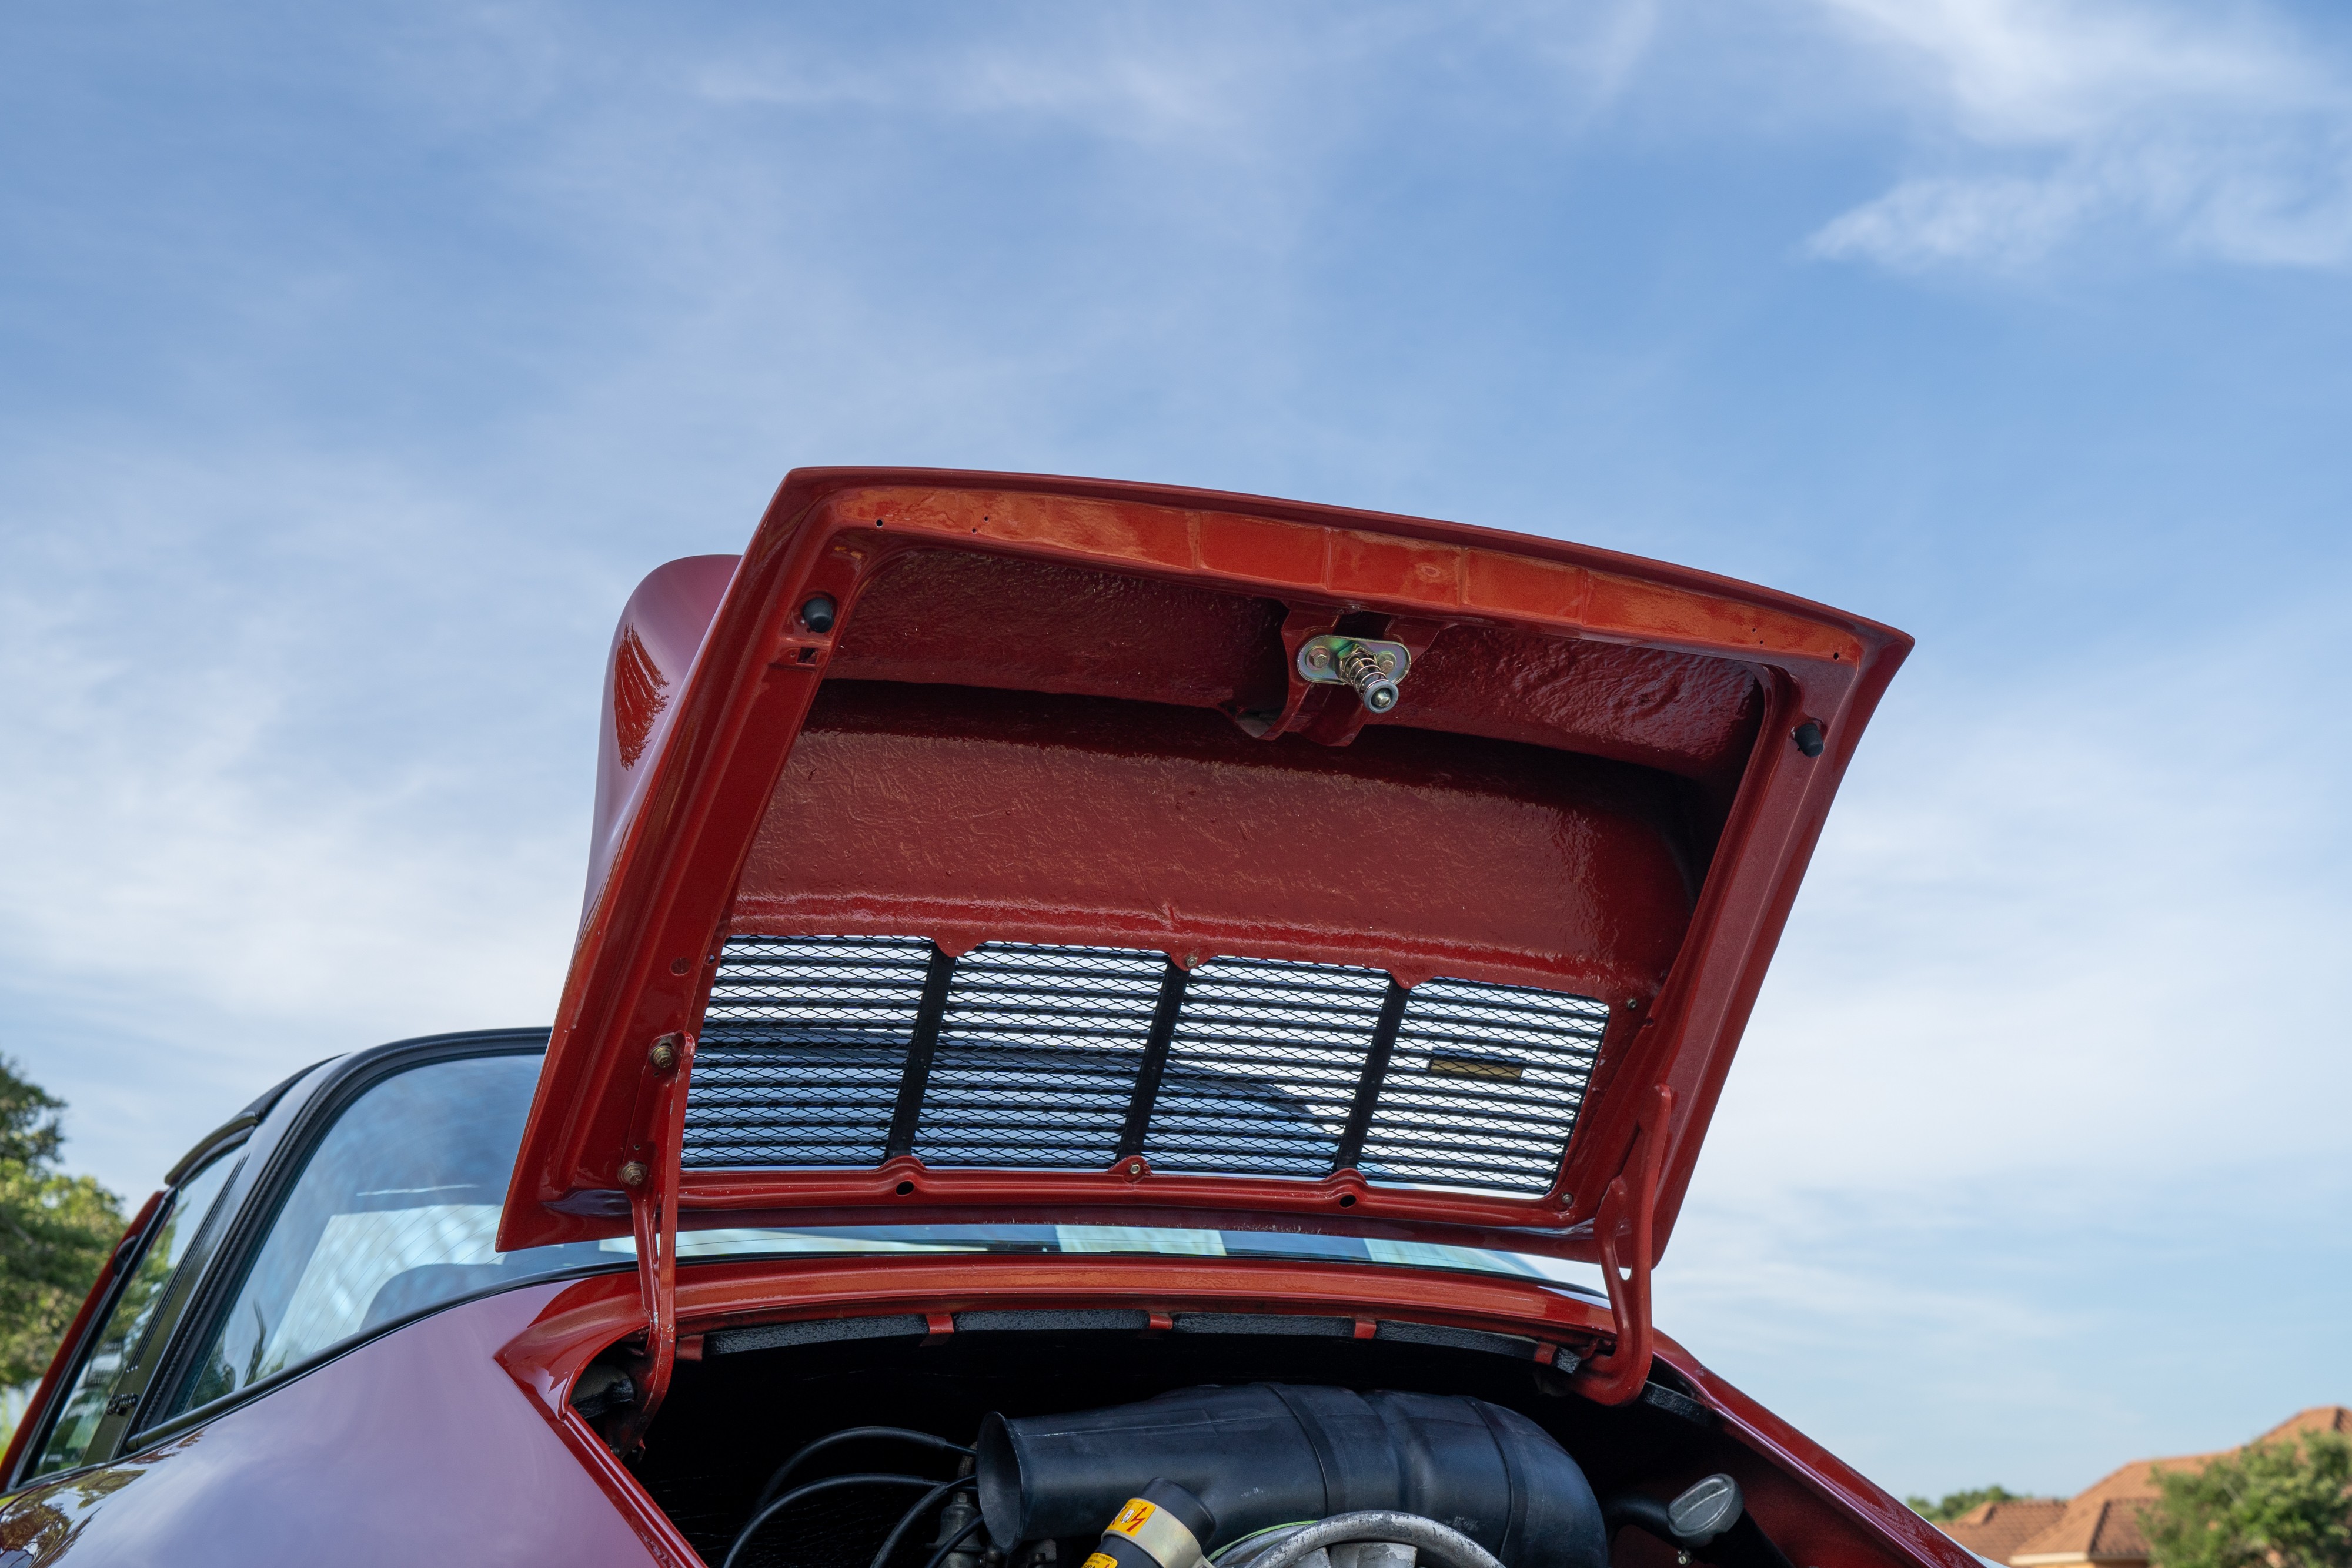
171, 1051, 1602, 1425
30, 1150, 239, 1477
171, 1054, 613, 1417
637, 1223, 1603, 1294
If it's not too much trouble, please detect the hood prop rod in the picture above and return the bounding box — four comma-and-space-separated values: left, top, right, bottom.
1576, 1082, 1672, 1405
609, 1029, 696, 1454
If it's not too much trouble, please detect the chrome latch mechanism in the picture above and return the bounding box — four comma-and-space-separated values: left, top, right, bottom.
1297, 636, 1412, 714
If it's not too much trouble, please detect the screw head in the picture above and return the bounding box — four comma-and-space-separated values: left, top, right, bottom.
1362, 681, 1398, 713
1304, 643, 1334, 672
1127, 1159, 1144, 1176
649, 1038, 679, 1071
619, 1161, 649, 1188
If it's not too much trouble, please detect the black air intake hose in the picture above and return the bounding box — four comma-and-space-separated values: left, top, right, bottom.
975, 1385, 1606, 1568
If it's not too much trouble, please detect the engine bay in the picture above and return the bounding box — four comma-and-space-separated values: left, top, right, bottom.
597, 1312, 1869, 1568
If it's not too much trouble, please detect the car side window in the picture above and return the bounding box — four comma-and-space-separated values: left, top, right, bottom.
27, 1150, 240, 1479
166, 1054, 609, 1419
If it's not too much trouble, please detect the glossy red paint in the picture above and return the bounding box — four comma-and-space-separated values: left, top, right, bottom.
0, 1282, 687, 1566
1576, 1085, 1670, 1406
0, 1191, 163, 1485
502, 471, 1909, 1308
1665, 1352, 1982, 1568
0, 1251, 1969, 1568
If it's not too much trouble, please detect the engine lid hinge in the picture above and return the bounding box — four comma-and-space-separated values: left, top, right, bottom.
606, 1031, 694, 1453
1575, 1081, 1671, 1405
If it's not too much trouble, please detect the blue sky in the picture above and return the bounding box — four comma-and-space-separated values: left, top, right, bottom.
3, 0, 2347, 1500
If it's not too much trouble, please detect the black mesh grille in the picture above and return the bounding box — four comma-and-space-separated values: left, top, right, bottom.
1359, 977, 1609, 1193
689, 934, 933, 1168
685, 935, 1606, 1196
921, 943, 1167, 1168
1147, 957, 1390, 1178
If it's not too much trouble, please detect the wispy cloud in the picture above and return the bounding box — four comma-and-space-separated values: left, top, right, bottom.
1667, 602, 2352, 1489
1709, 610, 2352, 1197
0, 442, 593, 1191
1804, 0, 2352, 269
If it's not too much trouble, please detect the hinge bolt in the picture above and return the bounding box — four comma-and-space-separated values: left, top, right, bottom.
1334, 641, 1399, 713
1296, 635, 1411, 713
649, 1034, 681, 1071
619, 1161, 649, 1188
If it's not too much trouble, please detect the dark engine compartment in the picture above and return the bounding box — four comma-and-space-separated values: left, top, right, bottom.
618, 1315, 1827, 1568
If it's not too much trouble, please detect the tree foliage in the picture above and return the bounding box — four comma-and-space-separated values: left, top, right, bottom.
1910, 1486, 2031, 1522
2147, 1433, 2352, 1568
0, 1057, 125, 1387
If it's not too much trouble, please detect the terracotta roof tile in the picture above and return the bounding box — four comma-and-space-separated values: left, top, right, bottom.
1942, 1499, 2067, 1561
2005, 1407, 2352, 1567
2255, 1407, 2352, 1445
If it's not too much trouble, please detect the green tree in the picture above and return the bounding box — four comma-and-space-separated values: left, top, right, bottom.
2146, 1433, 2352, 1568
1909, 1486, 2030, 1522
0, 1057, 126, 1388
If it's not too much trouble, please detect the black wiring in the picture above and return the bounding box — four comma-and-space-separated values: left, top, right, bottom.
918, 1514, 987, 1568
868, 1477, 979, 1568
723, 1473, 937, 1568
753, 1426, 975, 1516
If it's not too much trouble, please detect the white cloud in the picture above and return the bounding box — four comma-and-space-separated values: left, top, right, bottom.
1660, 600, 2352, 1489
1804, 0, 2352, 269
1705, 616, 2352, 1197
0, 443, 593, 1192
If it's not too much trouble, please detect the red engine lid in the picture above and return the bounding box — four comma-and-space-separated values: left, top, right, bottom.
497, 469, 1907, 1268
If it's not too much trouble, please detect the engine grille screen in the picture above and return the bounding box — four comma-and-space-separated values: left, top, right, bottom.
688, 935, 1607, 1196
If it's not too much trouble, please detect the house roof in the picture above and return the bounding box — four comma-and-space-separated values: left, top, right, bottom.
1942, 1499, 2067, 1562
2004, 1407, 2352, 1566
2257, 1406, 2352, 1442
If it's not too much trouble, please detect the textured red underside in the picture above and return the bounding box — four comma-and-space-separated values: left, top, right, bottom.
734, 682, 1703, 997
830, 550, 1766, 783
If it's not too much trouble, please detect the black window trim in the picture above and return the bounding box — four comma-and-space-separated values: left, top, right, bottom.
13, 1042, 343, 1486
4, 1128, 252, 1493
124, 1027, 612, 1453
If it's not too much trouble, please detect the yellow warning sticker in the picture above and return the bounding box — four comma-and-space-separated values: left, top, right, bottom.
1109, 1500, 1157, 1537
1085, 1553, 1121, 1568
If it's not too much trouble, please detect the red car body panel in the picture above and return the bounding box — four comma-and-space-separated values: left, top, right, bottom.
0, 1283, 680, 1567
501, 470, 1910, 1270
1, 1258, 1980, 1568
